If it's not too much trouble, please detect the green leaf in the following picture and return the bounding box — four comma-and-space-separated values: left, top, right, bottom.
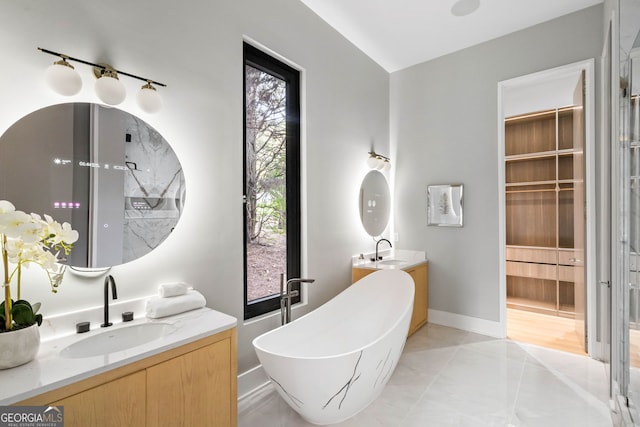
13, 300, 32, 311
11, 302, 35, 327
0, 299, 42, 329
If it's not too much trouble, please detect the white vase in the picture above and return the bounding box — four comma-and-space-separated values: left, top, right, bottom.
0, 323, 40, 369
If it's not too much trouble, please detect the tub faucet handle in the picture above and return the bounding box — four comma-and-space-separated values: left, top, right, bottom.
286, 277, 316, 288
281, 276, 316, 325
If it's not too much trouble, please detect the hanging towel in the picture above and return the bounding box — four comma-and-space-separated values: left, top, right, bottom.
158, 282, 192, 298
146, 290, 207, 319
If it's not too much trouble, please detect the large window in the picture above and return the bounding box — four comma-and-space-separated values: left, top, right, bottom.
243, 43, 301, 320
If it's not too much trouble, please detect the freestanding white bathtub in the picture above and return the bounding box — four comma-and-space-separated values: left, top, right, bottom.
253, 269, 415, 425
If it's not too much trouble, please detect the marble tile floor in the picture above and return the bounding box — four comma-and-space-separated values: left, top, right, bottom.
238, 323, 613, 427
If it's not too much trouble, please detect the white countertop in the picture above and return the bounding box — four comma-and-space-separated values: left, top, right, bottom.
351, 249, 427, 270
0, 307, 236, 405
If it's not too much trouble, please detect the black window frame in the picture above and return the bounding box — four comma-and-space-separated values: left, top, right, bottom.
243, 42, 301, 320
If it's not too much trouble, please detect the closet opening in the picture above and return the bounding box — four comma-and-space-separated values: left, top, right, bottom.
504, 105, 585, 354
498, 60, 598, 357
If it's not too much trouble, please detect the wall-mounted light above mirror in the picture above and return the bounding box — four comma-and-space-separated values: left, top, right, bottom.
366, 150, 391, 171
0, 103, 186, 269
39, 47, 165, 113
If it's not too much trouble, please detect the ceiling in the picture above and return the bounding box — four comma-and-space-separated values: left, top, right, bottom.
299, 0, 604, 72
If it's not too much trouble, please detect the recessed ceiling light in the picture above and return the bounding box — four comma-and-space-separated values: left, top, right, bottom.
451, 0, 480, 17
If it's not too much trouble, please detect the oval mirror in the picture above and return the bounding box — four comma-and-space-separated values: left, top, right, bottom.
0, 103, 186, 268
359, 170, 390, 237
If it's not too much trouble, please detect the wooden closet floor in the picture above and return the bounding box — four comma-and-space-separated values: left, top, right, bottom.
630, 329, 640, 368
507, 308, 586, 355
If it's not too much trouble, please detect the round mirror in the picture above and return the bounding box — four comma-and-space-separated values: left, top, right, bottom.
0, 103, 186, 268
359, 170, 390, 236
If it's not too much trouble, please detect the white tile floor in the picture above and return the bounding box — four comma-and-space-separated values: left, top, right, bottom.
238, 323, 613, 427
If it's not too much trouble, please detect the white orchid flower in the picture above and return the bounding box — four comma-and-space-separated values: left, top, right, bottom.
59, 222, 79, 244
5, 238, 27, 260
0, 200, 16, 233
1, 200, 79, 330
15, 241, 44, 263
19, 220, 45, 244
42, 218, 63, 243
0, 210, 34, 239
37, 250, 58, 271
40, 215, 79, 246
0, 200, 15, 214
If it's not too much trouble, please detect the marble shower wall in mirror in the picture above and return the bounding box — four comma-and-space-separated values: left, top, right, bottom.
121, 110, 186, 264
0, 103, 185, 268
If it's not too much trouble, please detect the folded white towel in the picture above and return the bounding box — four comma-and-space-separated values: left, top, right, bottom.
146, 290, 207, 319
158, 282, 192, 298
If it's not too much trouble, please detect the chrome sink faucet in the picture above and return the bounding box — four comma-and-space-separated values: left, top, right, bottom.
280, 274, 315, 325
374, 238, 392, 261
101, 275, 118, 327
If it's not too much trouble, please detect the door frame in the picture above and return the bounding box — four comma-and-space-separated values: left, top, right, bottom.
497, 59, 597, 356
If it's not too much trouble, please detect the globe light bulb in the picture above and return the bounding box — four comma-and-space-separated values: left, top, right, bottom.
95, 70, 126, 105
367, 154, 379, 169
45, 59, 82, 96
136, 82, 163, 113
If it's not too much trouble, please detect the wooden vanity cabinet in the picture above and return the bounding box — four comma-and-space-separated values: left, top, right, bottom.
51, 371, 146, 427
352, 262, 428, 336
16, 328, 237, 427
146, 337, 232, 427
406, 264, 428, 334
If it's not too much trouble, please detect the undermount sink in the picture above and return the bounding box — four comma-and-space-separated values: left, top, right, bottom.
60, 322, 174, 359
378, 259, 407, 266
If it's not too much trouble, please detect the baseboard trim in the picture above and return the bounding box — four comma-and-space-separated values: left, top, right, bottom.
237, 364, 270, 401
428, 309, 505, 338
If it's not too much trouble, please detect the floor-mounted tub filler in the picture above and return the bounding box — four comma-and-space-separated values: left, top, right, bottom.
253, 269, 415, 425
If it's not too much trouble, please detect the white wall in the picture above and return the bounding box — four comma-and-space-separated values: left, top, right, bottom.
390, 5, 604, 326
502, 72, 584, 117
0, 0, 389, 377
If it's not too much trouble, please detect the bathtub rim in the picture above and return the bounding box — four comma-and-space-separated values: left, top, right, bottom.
252, 269, 415, 361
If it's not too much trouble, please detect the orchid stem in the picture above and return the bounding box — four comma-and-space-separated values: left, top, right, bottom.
17, 264, 21, 301
2, 235, 12, 330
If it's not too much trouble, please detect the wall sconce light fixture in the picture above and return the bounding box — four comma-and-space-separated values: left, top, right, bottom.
367, 151, 391, 171
38, 47, 166, 113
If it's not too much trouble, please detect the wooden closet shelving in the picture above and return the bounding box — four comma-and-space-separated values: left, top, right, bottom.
505, 106, 578, 318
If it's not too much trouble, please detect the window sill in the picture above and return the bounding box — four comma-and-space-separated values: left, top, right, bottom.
242, 300, 309, 327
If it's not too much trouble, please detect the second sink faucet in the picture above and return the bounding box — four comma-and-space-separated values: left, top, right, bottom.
101, 275, 118, 327
374, 238, 392, 261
